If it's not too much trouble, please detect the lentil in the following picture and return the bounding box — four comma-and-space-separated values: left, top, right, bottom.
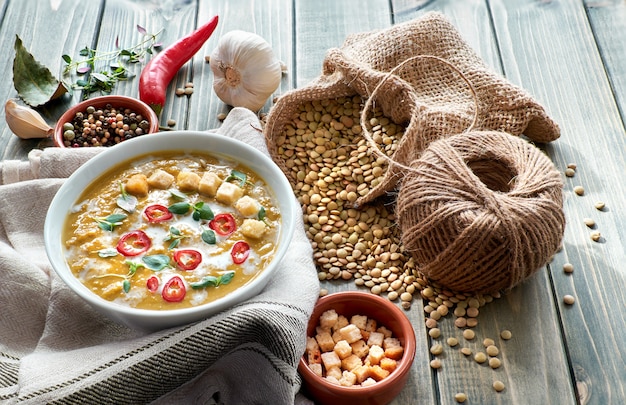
462, 329, 475, 340
454, 393, 467, 403
590, 231, 601, 242
594, 201, 605, 210
428, 328, 441, 339
61, 104, 151, 147
430, 343, 444, 356
564, 168, 575, 177
486, 345, 499, 357
460, 347, 472, 356
447, 337, 459, 347
563, 263, 574, 274
493, 380, 505, 392
483, 338, 495, 347
573, 185, 585, 196
489, 357, 502, 369
583, 218, 595, 228
500, 330, 512, 340
430, 359, 442, 369
474, 352, 487, 363
563, 294, 575, 305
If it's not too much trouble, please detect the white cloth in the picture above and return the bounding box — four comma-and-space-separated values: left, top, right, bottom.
0, 108, 319, 405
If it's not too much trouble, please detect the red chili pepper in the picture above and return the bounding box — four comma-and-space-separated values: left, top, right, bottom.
231, 241, 250, 264
173, 249, 202, 270
139, 15, 219, 115
209, 213, 237, 236
162, 276, 186, 302
143, 204, 173, 223
146, 275, 159, 292
116, 230, 152, 257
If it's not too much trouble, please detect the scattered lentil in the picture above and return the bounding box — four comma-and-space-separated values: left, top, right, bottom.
590, 231, 602, 242
573, 186, 585, 196
486, 345, 499, 357
167, 119, 176, 127
430, 359, 442, 369
175, 87, 185, 96
567, 163, 577, 170
563, 294, 575, 305
583, 218, 595, 228
462, 329, 476, 341
430, 343, 444, 356
482, 338, 495, 347
489, 357, 502, 369
493, 380, 505, 392
594, 201, 605, 210
563, 263, 574, 274
500, 330, 512, 340
564, 168, 575, 177
447, 337, 459, 347
428, 328, 441, 339
474, 352, 487, 364
454, 392, 467, 403
319, 288, 328, 297
217, 112, 228, 121
460, 347, 472, 356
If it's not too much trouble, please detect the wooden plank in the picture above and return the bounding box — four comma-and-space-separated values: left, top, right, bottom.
190, 0, 294, 131
392, 1, 577, 404
490, 0, 626, 403
292, 1, 434, 404
0, 0, 102, 161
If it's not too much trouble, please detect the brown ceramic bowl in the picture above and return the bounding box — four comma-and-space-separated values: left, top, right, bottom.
298, 291, 416, 405
53, 95, 159, 147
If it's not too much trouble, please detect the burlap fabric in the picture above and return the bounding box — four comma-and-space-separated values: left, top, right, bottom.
0, 108, 318, 405
264, 12, 560, 207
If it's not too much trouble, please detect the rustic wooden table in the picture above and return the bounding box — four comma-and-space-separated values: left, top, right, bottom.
1, 0, 625, 404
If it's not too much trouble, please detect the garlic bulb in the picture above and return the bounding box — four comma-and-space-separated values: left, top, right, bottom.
210, 30, 284, 111
5, 99, 53, 139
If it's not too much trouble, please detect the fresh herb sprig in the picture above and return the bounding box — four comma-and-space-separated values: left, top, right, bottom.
62, 25, 162, 97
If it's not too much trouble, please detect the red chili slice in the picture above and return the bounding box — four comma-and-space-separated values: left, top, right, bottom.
116, 230, 152, 257
144, 204, 173, 223
173, 249, 202, 271
162, 276, 186, 302
231, 241, 250, 264
146, 275, 159, 292
209, 213, 237, 236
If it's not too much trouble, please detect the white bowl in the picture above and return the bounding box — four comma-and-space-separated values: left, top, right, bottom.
44, 131, 298, 331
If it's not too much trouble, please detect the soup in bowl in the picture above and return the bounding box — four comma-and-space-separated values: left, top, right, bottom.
44, 131, 297, 331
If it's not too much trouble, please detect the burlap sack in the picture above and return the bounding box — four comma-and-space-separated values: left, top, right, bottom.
264, 12, 559, 207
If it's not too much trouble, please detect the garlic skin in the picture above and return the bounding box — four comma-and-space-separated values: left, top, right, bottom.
210, 30, 283, 111
5, 99, 53, 139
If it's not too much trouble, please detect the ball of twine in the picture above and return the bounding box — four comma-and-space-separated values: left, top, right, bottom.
396, 131, 565, 293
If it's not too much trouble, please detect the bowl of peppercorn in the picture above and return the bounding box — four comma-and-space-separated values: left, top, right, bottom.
54, 95, 159, 147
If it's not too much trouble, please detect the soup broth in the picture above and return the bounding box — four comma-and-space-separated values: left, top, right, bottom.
63, 151, 281, 310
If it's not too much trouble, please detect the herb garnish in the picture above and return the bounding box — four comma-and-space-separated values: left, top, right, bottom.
94, 213, 127, 231
190, 271, 235, 289
116, 182, 138, 213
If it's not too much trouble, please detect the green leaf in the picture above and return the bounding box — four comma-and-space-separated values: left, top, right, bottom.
226, 170, 247, 187
98, 248, 118, 258
122, 279, 131, 293
13, 35, 69, 107
190, 275, 219, 289
202, 229, 216, 245
142, 254, 171, 271
169, 189, 188, 201
219, 271, 235, 285
117, 182, 137, 213
193, 201, 214, 221
168, 202, 191, 215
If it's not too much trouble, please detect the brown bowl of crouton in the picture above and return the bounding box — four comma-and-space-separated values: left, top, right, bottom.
298, 291, 417, 405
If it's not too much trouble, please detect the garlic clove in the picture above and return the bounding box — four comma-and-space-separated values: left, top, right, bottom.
5, 99, 53, 139
209, 30, 283, 111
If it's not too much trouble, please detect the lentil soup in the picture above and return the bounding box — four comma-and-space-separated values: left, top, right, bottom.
63, 151, 281, 310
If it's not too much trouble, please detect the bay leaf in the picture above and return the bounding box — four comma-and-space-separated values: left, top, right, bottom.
13, 35, 69, 107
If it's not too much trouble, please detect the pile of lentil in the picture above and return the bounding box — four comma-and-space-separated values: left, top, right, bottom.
61, 104, 151, 147
271, 95, 501, 330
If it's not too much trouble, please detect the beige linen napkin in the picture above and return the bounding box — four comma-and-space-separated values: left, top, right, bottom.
0, 107, 319, 405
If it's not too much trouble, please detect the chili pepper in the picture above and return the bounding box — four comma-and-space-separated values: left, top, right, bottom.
162, 276, 186, 302
116, 230, 152, 257
231, 241, 250, 264
139, 15, 219, 115
173, 249, 202, 270
143, 204, 173, 223
209, 213, 237, 236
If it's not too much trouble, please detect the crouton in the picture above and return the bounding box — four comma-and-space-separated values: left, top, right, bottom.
215, 182, 244, 205
325, 375, 340, 385
306, 337, 321, 364
341, 354, 362, 372
377, 326, 393, 338
125, 174, 149, 196
321, 351, 341, 370
333, 340, 352, 359
361, 377, 377, 387
368, 365, 390, 382
380, 357, 397, 373
240, 219, 267, 239
383, 337, 402, 350
235, 195, 260, 217
350, 340, 370, 359
198, 172, 222, 196
319, 309, 339, 329
365, 318, 378, 332
315, 331, 335, 353
147, 169, 175, 189
367, 345, 385, 365
177, 171, 200, 192
384, 346, 404, 361
352, 365, 370, 384
333, 315, 349, 332
367, 331, 385, 347
339, 370, 357, 387
326, 366, 342, 380
350, 315, 368, 331
309, 363, 323, 377
339, 324, 362, 344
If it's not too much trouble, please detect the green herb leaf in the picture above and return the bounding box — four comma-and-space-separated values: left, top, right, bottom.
142, 254, 171, 271
98, 248, 119, 258
126, 261, 144, 275
226, 170, 247, 187
202, 229, 216, 245
193, 201, 214, 221
117, 182, 137, 213
168, 202, 191, 215
219, 271, 235, 285
13, 35, 69, 107
258, 206, 266, 221
190, 276, 219, 289
122, 279, 131, 293
169, 189, 188, 201
94, 213, 127, 231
